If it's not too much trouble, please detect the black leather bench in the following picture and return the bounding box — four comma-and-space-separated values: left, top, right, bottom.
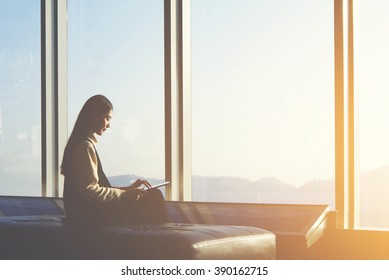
0, 196, 276, 259
0, 215, 275, 260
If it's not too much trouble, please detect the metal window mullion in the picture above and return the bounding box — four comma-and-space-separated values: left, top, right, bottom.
181, 0, 191, 201
41, 0, 47, 197
164, 0, 178, 201
57, 0, 68, 198
164, 0, 191, 201
335, 0, 358, 229
347, 0, 359, 229
334, 0, 346, 228
347, 0, 355, 228
41, 0, 59, 197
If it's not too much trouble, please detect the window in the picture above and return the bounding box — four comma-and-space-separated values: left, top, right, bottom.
354, 0, 389, 229
67, 0, 165, 190
0, 0, 41, 196
191, 0, 335, 206
3, 1, 389, 232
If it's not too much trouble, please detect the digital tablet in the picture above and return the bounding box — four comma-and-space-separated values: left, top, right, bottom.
136, 181, 170, 191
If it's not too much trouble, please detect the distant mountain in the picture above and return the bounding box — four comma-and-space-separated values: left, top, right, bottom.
254, 177, 295, 192
191, 175, 297, 203
359, 165, 389, 227
107, 166, 389, 227
299, 179, 334, 193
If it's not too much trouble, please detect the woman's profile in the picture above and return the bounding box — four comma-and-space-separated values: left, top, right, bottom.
61, 94, 170, 225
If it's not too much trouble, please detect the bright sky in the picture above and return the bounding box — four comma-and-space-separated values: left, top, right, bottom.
191, 0, 335, 186
355, 0, 389, 174
68, 0, 165, 179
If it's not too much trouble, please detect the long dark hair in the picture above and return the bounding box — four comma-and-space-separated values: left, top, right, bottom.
61, 95, 113, 176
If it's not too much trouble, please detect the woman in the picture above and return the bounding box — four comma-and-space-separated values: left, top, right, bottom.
61, 94, 169, 225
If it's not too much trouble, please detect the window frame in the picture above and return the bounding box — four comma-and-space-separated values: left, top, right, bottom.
40, 0, 67, 197
37, 0, 366, 230
334, 0, 359, 230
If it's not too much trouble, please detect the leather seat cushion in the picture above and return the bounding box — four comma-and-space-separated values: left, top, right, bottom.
0, 215, 275, 260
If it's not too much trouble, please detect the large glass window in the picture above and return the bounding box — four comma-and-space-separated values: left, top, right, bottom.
355, 0, 389, 229
0, 0, 41, 196
191, 0, 335, 206
67, 0, 165, 190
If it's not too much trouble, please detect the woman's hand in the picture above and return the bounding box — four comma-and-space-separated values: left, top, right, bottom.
118, 179, 152, 200
120, 187, 148, 201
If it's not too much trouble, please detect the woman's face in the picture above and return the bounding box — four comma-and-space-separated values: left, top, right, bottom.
94, 110, 112, 136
